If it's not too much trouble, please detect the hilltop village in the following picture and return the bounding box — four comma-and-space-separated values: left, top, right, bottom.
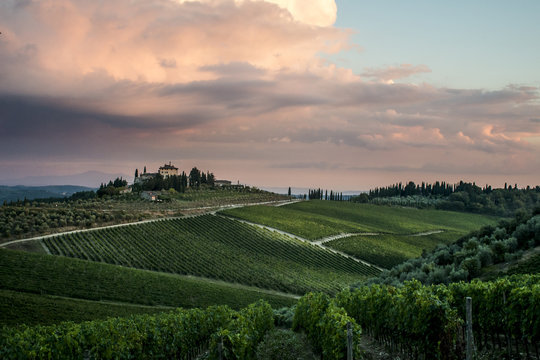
97, 162, 235, 199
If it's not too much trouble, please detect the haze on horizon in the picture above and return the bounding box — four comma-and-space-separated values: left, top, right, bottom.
1, 0, 539, 191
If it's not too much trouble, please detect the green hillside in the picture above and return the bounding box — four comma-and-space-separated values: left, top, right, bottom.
41, 215, 379, 294
327, 231, 459, 269
0, 289, 170, 327
0, 249, 295, 326
221, 200, 499, 240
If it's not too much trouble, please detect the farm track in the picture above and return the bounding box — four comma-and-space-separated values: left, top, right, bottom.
410, 230, 444, 236
313, 233, 379, 245
0, 199, 299, 248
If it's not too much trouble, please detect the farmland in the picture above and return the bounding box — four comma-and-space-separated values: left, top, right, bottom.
0, 248, 296, 326
220, 200, 498, 240
0, 187, 286, 242
40, 215, 379, 294
327, 231, 460, 269
0, 289, 169, 327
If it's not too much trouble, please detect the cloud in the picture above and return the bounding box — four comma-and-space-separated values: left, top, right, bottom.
174, 0, 338, 27
0, 0, 538, 188
0, 0, 348, 92
260, 0, 337, 27
270, 161, 340, 170
362, 64, 431, 83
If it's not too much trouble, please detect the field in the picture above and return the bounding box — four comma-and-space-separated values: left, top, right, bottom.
40, 215, 379, 294
0, 187, 287, 242
0, 248, 296, 326
0, 289, 171, 327
327, 231, 459, 269
221, 200, 498, 240
1, 198, 507, 329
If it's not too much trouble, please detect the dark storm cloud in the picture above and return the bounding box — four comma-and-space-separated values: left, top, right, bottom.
0, 95, 135, 137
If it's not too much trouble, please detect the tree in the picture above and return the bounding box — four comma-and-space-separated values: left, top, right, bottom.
288, 187, 291, 196
135, 169, 139, 178
189, 167, 201, 187
206, 172, 215, 186
144, 166, 147, 174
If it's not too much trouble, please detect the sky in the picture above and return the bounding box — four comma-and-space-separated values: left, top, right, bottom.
1, 0, 539, 190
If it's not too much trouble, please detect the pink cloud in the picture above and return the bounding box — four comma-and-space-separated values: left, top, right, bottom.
0, 0, 539, 189
362, 64, 432, 83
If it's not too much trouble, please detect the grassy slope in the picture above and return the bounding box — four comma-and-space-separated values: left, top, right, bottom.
327, 232, 459, 269
221, 201, 498, 240
0, 289, 172, 327
0, 249, 296, 326
1, 188, 286, 244
42, 215, 379, 294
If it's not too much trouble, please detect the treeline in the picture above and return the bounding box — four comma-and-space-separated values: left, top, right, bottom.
366, 209, 540, 286
133, 167, 215, 193
2, 190, 97, 206
134, 173, 188, 192
96, 177, 128, 197
351, 180, 540, 216
308, 188, 344, 201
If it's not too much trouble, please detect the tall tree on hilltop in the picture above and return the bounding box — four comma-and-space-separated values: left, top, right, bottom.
189, 167, 201, 187
135, 169, 138, 178
207, 171, 215, 186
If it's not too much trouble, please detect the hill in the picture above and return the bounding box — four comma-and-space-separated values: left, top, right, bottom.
0, 187, 287, 242
0, 185, 93, 203
220, 200, 498, 268
39, 214, 379, 294
366, 210, 540, 285
220, 200, 498, 240
0, 248, 295, 326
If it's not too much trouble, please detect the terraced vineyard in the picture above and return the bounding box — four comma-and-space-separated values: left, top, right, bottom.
221, 201, 498, 240
0, 248, 295, 326
327, 232, 459, 269
42, 215, 379, 294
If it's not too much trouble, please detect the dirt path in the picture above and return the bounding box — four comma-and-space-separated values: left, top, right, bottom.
410, 230, 444, 236
0, 199, 300, 249
273, 199, 303, 207
313, 232, 379, 245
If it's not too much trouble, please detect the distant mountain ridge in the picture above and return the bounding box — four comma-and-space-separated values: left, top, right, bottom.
0, 171, 130, 188
0, 185, 95, 203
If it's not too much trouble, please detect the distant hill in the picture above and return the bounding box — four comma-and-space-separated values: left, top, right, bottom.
0, 185, 94, 203
0, 171, 130, 188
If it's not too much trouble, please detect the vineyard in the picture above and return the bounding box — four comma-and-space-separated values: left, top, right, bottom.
2, 275, 538, 360
0, 249, 295, 326
220, 200, 498, 240
41, 215, 380, 294
339, 274, 540, 359
0, 188, 286, 242
0, 301, 273, 360
326, 231, 459, 269
0, 289, 168, 327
